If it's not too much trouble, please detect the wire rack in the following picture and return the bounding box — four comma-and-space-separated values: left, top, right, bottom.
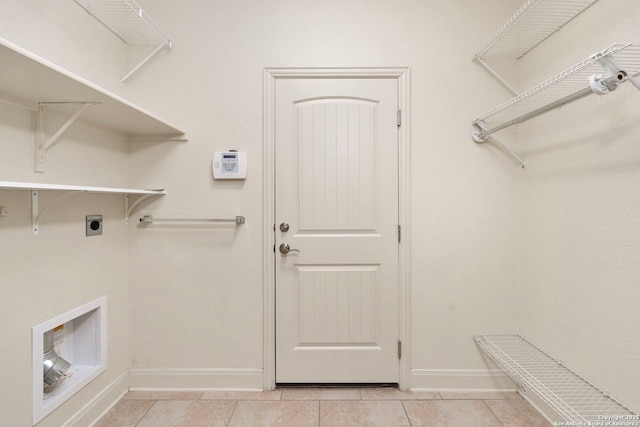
475, 334, 638, 423
473, 44, 640, 132
74, 0, 170, 46
474, 0, 600, 61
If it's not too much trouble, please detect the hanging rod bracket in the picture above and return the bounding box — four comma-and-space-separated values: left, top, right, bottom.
36, 102, 98, 173
472, 122, 525, 169
472, 120, 490, 143
125, 193, 164, 224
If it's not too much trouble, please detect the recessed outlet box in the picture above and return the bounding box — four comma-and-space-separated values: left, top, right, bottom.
86, 215, 102, 236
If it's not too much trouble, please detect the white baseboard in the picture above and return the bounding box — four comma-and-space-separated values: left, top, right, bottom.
63, 371, 129, 427
410, 369, 517, 391
61, 368, 516, 426
128, 368, 264, 391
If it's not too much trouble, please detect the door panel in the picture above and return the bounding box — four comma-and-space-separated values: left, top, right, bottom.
298, 99, 376, 231
275, 78, 399, 383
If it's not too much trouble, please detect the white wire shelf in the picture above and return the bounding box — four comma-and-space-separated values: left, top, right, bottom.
472, 43, 640, 141
475, 334, 637, 423
474, 0, 600, 61
73, 0, 172, 82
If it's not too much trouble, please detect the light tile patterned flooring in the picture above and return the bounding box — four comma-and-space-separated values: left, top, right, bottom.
94, 388, 552, 427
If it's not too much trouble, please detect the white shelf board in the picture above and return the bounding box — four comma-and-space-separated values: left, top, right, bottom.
0, 180, 165, 195
474, 0, 600, 61
0, 37, 183, 139
0, 181, 165, 233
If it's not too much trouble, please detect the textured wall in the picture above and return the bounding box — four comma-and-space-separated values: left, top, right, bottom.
124, 0, 521, 382
515, 0, 640, 413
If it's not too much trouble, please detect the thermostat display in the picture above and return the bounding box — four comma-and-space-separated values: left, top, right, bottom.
212, 151, 247, 179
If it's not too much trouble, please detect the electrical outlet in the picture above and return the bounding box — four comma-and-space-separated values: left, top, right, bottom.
86, 215, 103, 236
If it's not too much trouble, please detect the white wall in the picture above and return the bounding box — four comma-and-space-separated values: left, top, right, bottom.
515, 0, 640, 414
0, 2, 132, 426
124, 0, 522, 389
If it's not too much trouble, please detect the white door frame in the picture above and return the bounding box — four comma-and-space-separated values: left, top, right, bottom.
262, 67, 411, 390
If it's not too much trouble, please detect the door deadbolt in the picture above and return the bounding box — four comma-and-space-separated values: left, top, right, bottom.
279, 223, 290, 232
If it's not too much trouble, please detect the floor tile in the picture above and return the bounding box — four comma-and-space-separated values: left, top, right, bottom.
403, 400, 503, 427
438, 391, 522, 400
136, 400, 236, 427
320, 400, 410, 426
202, 390, 282, 400
93, 399, 154, 427
228, 400, 319, 427
122, 390, 204, 400
281, 388, 361, 400
360, 388, 441, 400
484, 399, 553, 427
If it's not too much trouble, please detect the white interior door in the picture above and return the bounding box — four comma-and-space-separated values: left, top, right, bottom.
275, 77, 399, 383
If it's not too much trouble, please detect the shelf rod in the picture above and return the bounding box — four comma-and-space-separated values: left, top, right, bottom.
472, 70, 633, 141
474, 86, 592, 140
139, 215, 246, 225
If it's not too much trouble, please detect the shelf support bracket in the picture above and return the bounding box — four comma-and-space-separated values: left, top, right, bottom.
121, 42, 171, 83
32, 190, 79, 234
36, 102, 97, 173
473, 57, 519, 96
125, 193, 161, 224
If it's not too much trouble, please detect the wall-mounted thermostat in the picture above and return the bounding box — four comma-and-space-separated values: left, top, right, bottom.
212, 151, 247, 179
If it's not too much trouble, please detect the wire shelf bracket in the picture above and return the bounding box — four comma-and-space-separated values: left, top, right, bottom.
474, 334, 638, 424
73, 0, 172, 82
473, 0, 601, 92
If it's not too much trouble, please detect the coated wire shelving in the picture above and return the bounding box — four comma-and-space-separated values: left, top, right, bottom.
472, 43, 640, 143
474, 0, 600, 62
473, 0, 601, 95
474, 335, 638, 424
470, 0, 615, 168
73, 0, 172, 82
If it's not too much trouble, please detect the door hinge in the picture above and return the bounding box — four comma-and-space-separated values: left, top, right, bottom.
397, 110, 402, 127
398, 340, 402, 359
398, 225, 401, 243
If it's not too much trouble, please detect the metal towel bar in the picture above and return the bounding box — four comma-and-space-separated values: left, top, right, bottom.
139, 215, 245, 224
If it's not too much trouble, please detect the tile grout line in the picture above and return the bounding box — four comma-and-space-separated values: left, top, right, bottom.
225, 400, 239, 427
401, 400, 415, 427
133, 399, 157, 427
481, 399, 506, 427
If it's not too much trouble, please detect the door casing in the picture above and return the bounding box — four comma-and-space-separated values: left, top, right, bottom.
262, 67, 411, 390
